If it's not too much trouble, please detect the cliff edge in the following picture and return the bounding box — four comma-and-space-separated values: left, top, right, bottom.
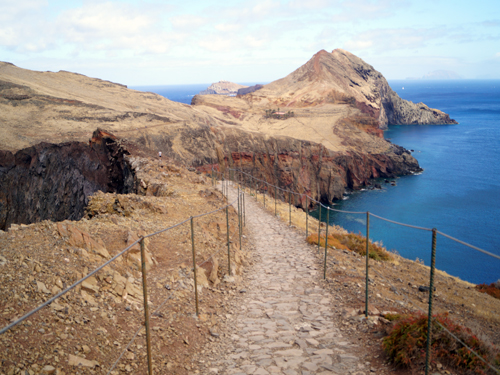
198, 80, 248, 96
0, 50, 439, 210
249, 49, 457, 128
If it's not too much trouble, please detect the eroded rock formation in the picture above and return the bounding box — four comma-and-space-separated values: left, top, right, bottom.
237, 84, 263, 96
134, 123, 421, 207
198, 80, 248, 96
0, 50, 454, 211
0, 129, 135, 230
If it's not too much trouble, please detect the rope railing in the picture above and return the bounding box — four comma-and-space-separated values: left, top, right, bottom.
5, 164, 495, 375
214, 165, 500, 375
225, 166, 498, 260
0, 186, 247, 375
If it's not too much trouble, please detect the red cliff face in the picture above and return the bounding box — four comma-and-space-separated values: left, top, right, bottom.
218, 146, 420, 207
138, 124, 421, 208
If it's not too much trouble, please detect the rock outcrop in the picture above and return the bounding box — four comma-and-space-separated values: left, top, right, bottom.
247, 49, 457, 128
0, 129, 135, 230
198, 80, 248, 96
135, 122, 421, 206
237, 84, 263, 96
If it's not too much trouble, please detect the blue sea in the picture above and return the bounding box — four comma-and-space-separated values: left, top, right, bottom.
134, 80, 500, 285
132, 84, 210, 105
320, 80, 500, 285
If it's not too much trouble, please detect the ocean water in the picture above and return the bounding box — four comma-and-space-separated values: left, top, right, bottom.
131, 82, 263, 105
131, 84, 210, 105
136, 80, 500, 285
314, 80, 500, 285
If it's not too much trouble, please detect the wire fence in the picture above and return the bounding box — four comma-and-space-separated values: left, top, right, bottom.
213, 165, 500, 375
0, 185, 247, 375
2, 163, 499, 375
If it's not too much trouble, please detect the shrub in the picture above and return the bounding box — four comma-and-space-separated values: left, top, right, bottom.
384, 313, 402, 321
383, 312, 500, 374
306, 232, 392, 261
475, 283, 500, 300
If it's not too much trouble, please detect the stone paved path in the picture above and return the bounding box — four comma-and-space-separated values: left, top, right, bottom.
204, 183, 373, 375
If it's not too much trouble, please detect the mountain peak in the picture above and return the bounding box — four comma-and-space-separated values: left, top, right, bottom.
249, 49, 457, 127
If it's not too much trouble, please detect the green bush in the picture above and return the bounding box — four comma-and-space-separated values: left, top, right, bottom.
384, 313, 402, 321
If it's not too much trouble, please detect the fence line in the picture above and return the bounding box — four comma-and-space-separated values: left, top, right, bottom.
217, 166, 500, 375
2, 164, 498, 375
1, 186, 246, 375
224, 166, 498, 264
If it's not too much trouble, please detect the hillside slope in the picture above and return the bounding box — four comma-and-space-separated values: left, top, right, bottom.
0, 50, 444, 205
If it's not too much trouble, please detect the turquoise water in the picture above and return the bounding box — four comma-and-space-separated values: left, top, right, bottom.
135, 80, 500, 284
312, 80, 500, 284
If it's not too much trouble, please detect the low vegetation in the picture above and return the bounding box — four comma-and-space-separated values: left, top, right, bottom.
476, 283, 500, 300
383, 312, 500, 374
306, 231, 393, 261
264, 108, 295, 119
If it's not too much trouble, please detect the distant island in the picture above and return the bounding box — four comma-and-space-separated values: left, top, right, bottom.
406, 70, 463, 80
198, 80, 248, 96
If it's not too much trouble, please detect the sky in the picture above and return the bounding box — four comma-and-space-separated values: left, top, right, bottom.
1, 0, 499, 86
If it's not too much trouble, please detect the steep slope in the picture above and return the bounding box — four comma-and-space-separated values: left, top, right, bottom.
0, 130, 135, 230
0, 52, 429, 207
0, 62, 214, 152
243, 49, 457, 128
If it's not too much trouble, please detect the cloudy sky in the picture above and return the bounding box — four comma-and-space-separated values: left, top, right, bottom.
1, 0, 499, 86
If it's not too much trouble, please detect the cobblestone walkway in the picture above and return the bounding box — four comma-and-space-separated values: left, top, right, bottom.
201, 184, 373, 375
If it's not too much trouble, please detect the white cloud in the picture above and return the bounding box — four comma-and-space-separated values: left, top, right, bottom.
0, 0, 47, 21
215, 23, 242, 32
170, 15, 208, 30
250, 0, 281, 17
245, 35, 268, 48
0, 1, 55, 52
198, 35, 238, 52
332, 0, 409, 22
288, 0, 330, 9
345, 28, 444, 53
52, 2, 195, 55
213, 0, 281, 22
59, 3, 153, 42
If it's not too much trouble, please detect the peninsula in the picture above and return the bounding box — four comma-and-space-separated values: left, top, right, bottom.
0, 49, 456, 228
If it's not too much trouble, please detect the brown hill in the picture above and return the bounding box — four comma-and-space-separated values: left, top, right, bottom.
198, 80, 248, 96
0, 49, 453, 210
195, 49, 457, 130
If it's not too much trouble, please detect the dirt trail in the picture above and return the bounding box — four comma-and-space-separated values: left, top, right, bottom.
195, 183, 384, 375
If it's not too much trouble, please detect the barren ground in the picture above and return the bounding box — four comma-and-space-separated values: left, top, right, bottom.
1, 158, 499, 375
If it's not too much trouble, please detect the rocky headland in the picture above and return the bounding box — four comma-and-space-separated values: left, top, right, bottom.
0, 49, 455, 224
1, 52, 499, 375
198, 80, 248, 96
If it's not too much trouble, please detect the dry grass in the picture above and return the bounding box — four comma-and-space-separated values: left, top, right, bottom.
476, 284, 500, 300
239, 183, 500, 357
306, 232, 393, 261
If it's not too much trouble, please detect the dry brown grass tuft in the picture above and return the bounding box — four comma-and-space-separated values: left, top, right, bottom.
306, 232, 393, 261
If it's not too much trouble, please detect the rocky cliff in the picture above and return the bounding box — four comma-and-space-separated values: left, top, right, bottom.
198, 80, 248, 96
246, 49, 457, 128
0, 129, 135, 230
237, 84, 263, 96
132, 122, 421, 207
0, 50, 452, 211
